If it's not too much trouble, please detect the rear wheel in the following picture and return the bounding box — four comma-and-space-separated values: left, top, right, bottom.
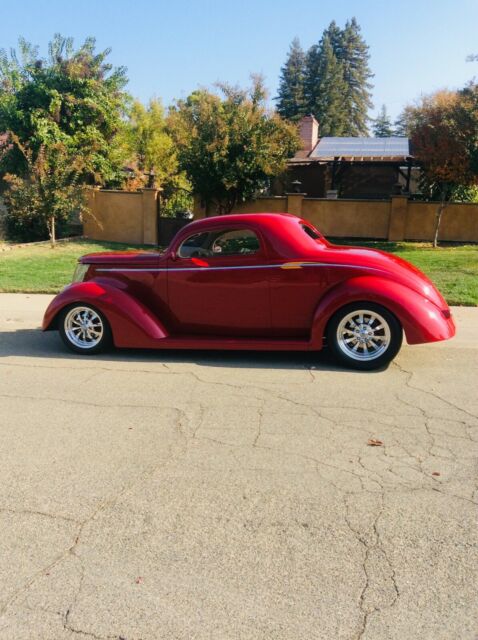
59, 304, 111, 355
326, 303, 402, 371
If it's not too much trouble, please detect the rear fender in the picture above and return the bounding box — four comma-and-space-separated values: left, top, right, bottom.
42, 281, 168, 348
311, 276, 455, 348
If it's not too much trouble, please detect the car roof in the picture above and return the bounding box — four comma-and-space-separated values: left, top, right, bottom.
172, 212, 322, 257
184, 212, 300, 231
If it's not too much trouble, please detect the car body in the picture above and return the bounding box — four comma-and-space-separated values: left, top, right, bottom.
43, 212, 455, 369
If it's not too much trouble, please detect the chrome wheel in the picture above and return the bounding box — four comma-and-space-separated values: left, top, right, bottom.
336, 309, 391, 362
64, 306, 104, 350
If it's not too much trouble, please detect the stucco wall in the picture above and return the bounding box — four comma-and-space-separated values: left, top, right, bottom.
193, 196, 288, 218
83, 188, 159, 245
194, 195, 478, 242
84, 189, 478, 245
406, 201, 478, 242
301, 198, 390, 238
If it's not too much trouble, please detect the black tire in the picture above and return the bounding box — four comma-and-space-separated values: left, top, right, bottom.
58, 303, 112, 355
326, 302, 402, 371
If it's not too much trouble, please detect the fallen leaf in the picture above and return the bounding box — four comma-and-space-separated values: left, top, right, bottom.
367, 438, 383, 447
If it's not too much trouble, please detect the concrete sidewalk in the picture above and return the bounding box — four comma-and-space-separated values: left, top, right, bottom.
0, 295, 477, 640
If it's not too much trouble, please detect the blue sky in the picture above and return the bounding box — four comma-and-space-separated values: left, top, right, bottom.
2, 0, 477, 121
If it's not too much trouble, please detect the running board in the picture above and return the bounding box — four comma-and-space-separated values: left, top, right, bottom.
153, 336, 315, 351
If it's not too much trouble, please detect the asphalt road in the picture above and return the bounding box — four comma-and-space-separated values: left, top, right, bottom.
0, 294, 477, 640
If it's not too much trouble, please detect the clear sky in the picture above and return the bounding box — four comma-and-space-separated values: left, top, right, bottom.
2, 0, 477, 121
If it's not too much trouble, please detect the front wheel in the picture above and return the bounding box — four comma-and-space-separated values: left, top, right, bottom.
326, 303, 402, 371
59, 304, 111, 355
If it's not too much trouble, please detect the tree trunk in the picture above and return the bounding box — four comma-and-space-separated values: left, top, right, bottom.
433, 185, 449, 248
48, 215, 56, 248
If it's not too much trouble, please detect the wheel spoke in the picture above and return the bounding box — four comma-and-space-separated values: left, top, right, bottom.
65, 307, 104, 349
336, 309, 392, 361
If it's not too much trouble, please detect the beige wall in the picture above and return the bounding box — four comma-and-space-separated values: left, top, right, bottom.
83, 188, 160, 245
193, 196, 287, 219
406, 201, 478, 242
193, 194, 478, 242
84, 188, 478, 245
302, 198, 390, 238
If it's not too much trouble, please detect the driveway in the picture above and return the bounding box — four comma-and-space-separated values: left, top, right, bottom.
0, 294, 477, 640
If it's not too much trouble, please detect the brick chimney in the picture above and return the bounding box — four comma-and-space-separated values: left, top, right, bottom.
298, 115, 319, 154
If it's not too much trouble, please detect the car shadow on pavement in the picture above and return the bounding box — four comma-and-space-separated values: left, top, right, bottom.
0, 327, 385, 373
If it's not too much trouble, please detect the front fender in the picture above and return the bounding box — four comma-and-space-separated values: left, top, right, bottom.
43, 281, 169, 348
311, 276, 455, 347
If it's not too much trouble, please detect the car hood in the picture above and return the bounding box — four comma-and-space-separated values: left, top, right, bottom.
322, 245, 448, 310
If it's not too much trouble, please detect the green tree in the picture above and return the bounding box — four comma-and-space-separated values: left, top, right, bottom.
304, 35, 348, 135
275, 38, 307, 122
338, 18, 374, 135
372, 105, 394, 137
0, 34, 128, 186
119, 98, 192, 215
170, 76, 299, 214
3, 136, 88, 244
407, 88, 478, 246
301, 19, 373, 135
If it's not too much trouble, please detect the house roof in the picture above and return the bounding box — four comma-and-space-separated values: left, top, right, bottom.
308, 136, 410, 161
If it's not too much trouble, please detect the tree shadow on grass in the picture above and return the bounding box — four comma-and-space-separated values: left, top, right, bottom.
0, 327, 386, 374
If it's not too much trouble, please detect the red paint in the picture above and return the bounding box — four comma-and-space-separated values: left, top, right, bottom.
43, 212, 455, 351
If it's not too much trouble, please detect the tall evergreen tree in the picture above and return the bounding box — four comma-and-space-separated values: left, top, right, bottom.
394, 107, 414, 136
372, 105, 393, 137
279, 19, 374, 135
337, 18, 374, 135
304, 35, 348, 136
275, 38, 307, 122
324, 20, 343, 56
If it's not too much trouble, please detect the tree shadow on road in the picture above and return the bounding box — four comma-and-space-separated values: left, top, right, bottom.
0, 327, 385, 374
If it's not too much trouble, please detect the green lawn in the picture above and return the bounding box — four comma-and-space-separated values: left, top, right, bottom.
0, 240, 156, 294
0, 237, 477, 306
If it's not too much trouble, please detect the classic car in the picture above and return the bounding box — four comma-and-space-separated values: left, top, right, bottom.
43, 213, 455, 370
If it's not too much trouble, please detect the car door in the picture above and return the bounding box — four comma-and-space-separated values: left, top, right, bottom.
167, 226, 271, 337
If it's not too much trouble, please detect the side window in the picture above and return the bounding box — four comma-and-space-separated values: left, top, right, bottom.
211, 229, 260, 256
178, 228, 260, 258
301, 224, 321, 240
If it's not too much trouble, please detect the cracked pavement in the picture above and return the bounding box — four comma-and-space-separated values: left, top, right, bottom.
0, 294, 477, 640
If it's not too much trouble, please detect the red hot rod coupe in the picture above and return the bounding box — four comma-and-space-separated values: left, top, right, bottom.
43, 213, 455, 370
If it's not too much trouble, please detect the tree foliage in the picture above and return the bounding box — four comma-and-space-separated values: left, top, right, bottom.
275, 38, 307, 122
407, 87, 478, 245
119, 98, 192, 215
372, 105, 394, 137
3, 136, 88, 244
0, 34, 128, 186
170, 77, 299, 214
304, 35, 348, 135
276, 19, 373, 135
338, 18, 373, 135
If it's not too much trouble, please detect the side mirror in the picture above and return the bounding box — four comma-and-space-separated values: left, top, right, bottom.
170, 250, 178, 261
